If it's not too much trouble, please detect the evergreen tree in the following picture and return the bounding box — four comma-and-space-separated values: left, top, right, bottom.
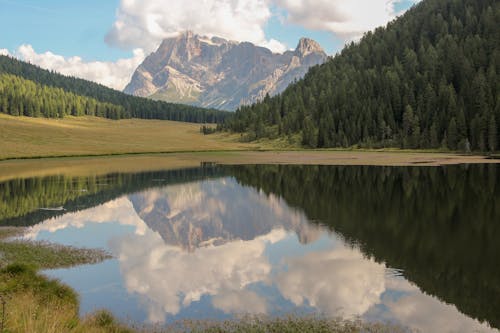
489, 115, 498, 152
223, 0, 500, 151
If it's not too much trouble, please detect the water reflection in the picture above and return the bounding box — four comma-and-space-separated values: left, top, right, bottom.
2, 164, 498, 332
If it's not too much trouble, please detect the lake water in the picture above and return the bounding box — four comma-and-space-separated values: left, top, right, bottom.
2, 164, 499, 332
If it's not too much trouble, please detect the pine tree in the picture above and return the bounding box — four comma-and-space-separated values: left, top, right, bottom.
489, 115, 497, 152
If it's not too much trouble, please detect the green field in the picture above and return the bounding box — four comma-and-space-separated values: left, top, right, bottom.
0, 114, 256, 160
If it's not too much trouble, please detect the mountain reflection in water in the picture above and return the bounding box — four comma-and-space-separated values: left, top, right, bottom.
2, 164, 498, 332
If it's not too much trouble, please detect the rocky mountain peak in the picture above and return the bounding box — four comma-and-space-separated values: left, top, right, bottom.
124, 34, 327, 110
295, 38, 324, 57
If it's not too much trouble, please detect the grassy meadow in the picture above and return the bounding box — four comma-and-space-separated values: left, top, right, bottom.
0, 114, 256, 160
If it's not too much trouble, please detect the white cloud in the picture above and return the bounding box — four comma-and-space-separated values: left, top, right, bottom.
3, 0, 422, 89
275, 0, 420, 40
212, 289, 268, 314
260, 38, 288, 54
384, 279, 497, 333
106, 0, 287, 53
276, 246, 386, 317
106, 0, 420, 56
24, 197, 148, 239
14, 44, 145, 90
111, 228, 285, 322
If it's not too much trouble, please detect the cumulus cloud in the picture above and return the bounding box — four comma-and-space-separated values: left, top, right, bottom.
275, 0, 419, 40
0, 49, 10, 56
276, 247, 386, 317
111, 228, 285, 322
14, 44, 145, 90
106, 0, 287, 53
212, 290, 268, 314
24, 197, 148, 240
106, 0, 420, 56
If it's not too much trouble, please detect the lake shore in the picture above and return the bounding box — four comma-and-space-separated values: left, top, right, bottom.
0, 228, 405, 332
0, 150, 498, 182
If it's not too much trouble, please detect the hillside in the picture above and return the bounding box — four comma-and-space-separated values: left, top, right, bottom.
0, 55, 229, 123
124, 32, 327, 111
225, 0, 500, 151
0, 114, 253, 160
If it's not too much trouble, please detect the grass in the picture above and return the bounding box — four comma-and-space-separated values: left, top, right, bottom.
163, 316, 408, 333
0, 227, 111, 269
0, 114, 257, 160
0, 264, 133, 333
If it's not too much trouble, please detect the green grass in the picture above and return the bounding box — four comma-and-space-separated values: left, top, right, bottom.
0, 227, 111, 270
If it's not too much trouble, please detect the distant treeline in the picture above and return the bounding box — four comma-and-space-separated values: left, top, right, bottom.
224, 0, 500, 151
0, 74, 127, 119
0, 55, 230, 123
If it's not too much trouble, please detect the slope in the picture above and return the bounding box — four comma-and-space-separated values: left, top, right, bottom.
225, 0, 500, 151
0, 113, 254, 160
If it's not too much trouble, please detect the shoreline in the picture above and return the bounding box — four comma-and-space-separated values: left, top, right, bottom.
0, 150, 498, 180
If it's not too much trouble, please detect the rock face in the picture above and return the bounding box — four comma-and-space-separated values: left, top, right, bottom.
128, 179, 322, 252
124, 31, 327, 111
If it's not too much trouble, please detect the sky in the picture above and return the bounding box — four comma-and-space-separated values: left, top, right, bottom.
0, 0, 420, 90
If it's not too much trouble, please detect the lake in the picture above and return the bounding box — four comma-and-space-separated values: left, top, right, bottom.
1, 163, 499, 332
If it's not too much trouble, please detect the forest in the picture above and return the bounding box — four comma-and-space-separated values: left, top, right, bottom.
224, 0, 500, 151
0, 74, 127, 119
0, 55, 229, 123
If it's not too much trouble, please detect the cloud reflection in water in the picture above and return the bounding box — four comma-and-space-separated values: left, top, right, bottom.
28, 177, 498, 332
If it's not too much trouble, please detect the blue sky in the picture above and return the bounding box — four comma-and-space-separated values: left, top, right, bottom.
0, 0, 418, 89
0, 0, 127, 61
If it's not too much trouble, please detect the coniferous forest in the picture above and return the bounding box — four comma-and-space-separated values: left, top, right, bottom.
0, 55, 230, 123
225, 0, 500, 151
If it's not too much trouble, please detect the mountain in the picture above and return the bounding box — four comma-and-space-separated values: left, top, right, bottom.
124, 31, 327, 111
128, 177, 322, 252
225, 0, 500, 152
0, 55, 230, 123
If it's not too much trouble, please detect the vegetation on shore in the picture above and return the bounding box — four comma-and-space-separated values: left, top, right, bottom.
0, 227, 406, 332
0, 227, 111, 269
225, 0, 499, 152
0, 264, 406, 333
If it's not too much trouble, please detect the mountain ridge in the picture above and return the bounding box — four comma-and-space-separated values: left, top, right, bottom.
124, 32, 327, 111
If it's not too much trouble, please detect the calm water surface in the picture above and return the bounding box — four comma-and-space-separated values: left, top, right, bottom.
2, 164, 499, 332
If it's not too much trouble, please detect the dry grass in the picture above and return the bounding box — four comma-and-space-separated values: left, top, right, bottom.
0, 114, 256, 160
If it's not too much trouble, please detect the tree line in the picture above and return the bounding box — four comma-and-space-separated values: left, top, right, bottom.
0, 55, 230, 123
224, 0, 499, 151
0, 74, 127, 119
